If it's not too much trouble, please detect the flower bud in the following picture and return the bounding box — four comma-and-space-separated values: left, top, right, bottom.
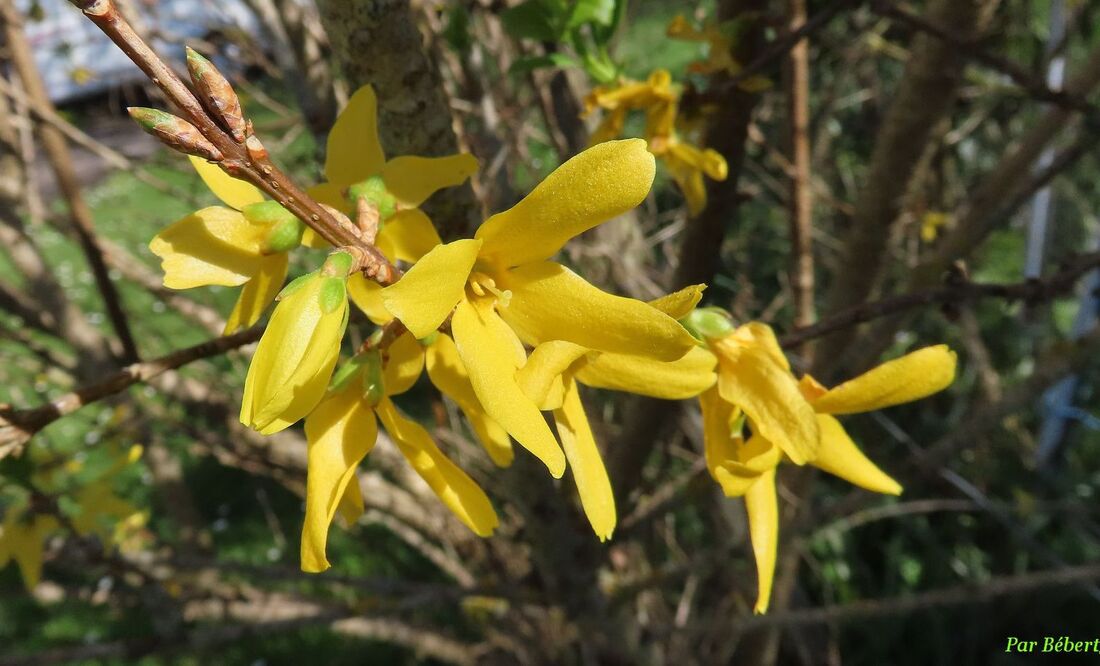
360, 351, 385, 406
186, 47, 247, 143
241, 266, 350, 434
681, 307, 735, 341
348, 175, 397, 222
127, 107, 222, 161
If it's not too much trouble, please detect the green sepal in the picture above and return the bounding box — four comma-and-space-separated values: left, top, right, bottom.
243, 200, 297, 226
361, 351, 385, 407
319, 277, 348, 314
681, 307, 735, 341
321, 251, 355, 278
263, 218, 305, 254
418, 331, 439, 348
348, 175, 398, 222
330, 354, 369, 394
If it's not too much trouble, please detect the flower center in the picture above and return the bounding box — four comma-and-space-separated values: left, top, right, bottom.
468, 272, 512, 308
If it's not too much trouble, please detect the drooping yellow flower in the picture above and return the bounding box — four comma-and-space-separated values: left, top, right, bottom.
920, 211, 950, 242
583, 71, 728, 215
513, 285, 717, 540
240, 252, 352, 435
379, 140, 698, 479
302, 334, 498, 572
304, 85, 476, 255
693, 318, 957, 613
667, 14, 772, 89
150, 156, 304, 333
0, 512, 59, 590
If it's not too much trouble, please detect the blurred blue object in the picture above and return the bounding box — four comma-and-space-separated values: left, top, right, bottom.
14, 0, 260, 104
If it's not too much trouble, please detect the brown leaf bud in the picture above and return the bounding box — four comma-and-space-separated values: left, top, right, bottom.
185, 47, 247, 143
127, 107, 222, 161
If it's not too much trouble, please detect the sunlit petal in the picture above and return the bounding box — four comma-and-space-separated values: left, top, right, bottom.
301, 390, 378, 572
810, 346, 957, 415
714, 340, 819, 464
744, 469, 778, 614
501, 261, 696, 361
648, 284, 706, 319
150, 207, 266, 288
516, 341, 586, 410
325, 85, 385, 187
377, 209, 443, 262
452, 297, 565, 477
426, 335, 514, 467
382, 332, 425, 396
813, 415, 902, 495
576, 346, 716, 400
189, 155, 264, 210
382, 240, 481, 338
375, 398, 499, 536
554, 377, 616, 541
347, 274, 391, 325
476, 140, 655, 267
700, 387, 756, 497
224, 253, 288, 334
381, 154, 478, 208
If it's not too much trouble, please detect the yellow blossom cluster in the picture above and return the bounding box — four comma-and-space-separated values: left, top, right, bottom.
0, 444, 148, 589
145, 84, 957, 613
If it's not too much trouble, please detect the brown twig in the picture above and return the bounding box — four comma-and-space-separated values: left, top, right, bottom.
0, 325, 263, 457
780, 251, 1100, 348
0, 3, 140, 362
785, 0, 816, 336
66, 0, 397, 284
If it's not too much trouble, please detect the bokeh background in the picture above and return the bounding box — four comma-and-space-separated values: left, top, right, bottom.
2, 0, 1100, 664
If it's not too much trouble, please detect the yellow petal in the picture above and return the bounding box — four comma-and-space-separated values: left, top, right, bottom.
426, 335, 514, 467
515, 341, 587, 410
301, 390, 378, 572
325, 85, 385, 187
732, 321, 789, 372
376, 208, 442, 262
452, 297, 565, 477
337, 479, 366, 527
348, 273, 392, 325
554, 377, 616, 540
576, 346, 717, 400
224, 253, 289, 334
375, 398, 499, 536
476, 140, 656, 267
188, 154, 264, 211
501, 261, 696, 361
382, 332, 425, 396
714, 341, 819, 464
381, 154, 478, 208
810, 345, 957, 415
648, 284, 706, 319
4, 514, 58, 590
812, 415, 902, 495
382, 240, 481, 338
150, 207, 266, 288
744, 469, 778, 614
700, 387, 756, 497
666, 156, 708, 216
242, 275, 348, 433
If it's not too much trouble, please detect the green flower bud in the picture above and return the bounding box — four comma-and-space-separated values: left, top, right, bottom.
348, 175, 398, 222
418, 331, 439, 347
681, 307, 735, 341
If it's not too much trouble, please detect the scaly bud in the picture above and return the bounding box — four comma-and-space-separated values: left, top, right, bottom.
348, 175, 397, 222
127, 107, 222, 161
186, 47, 247, 143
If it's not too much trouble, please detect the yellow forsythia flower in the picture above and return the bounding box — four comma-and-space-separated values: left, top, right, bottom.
667, 14, 772, 90
240, 252, 353, 434
584, 71, 728, 215
0, 512, 59, 590
690, 314, 957, 613
379, 140, 697, 480
515, 285, 717, 539
302, 334, 497, 572
150, 157, 304, 333
304, 84, 476, 255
